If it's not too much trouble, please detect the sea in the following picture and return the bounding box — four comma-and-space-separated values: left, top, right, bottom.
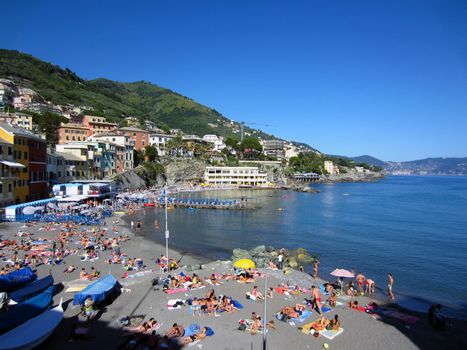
137, 176, 467, 319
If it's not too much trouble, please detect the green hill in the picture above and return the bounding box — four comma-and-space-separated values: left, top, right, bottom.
0, 49, 268, 139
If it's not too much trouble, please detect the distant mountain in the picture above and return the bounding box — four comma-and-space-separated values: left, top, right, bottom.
327, 154, 386, 167
0, 49, 270, 140
386, 157, 467, 176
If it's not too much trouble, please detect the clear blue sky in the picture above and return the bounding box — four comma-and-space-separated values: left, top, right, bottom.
2, 0, 467, 161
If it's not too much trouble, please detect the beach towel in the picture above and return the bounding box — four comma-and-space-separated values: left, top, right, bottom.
166, 287, 189, 294
183, 324, 201, 337
232, 300, 244, 309
167, 299, 185, 310
320, 328, 344, 340
290, 310, 312, 323
322, 306, 333, 313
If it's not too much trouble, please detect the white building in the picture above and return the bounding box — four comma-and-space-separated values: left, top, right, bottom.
149, 133, 176, 156
88, 133, 134, 172
203, 134, 226, 152
324, 161, 340, 175
204, 166, 268, 186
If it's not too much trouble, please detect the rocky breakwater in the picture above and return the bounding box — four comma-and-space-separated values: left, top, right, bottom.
322, 168, 385, 183
281, 183, 320, 193
231, 245, 315, 269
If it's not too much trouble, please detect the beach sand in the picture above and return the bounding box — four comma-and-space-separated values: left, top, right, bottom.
1, 214, 466, 350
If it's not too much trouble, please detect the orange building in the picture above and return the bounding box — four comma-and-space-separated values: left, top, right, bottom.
82, 115, 118, 136
119, 127, 149, 151
57, 123, 89, 144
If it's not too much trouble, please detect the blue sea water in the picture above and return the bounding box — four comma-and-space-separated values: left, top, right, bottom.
139, 176, 467, 319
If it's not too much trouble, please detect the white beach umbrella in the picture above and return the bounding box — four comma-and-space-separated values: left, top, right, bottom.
330, 268, 355, 292
22, 206, 36, 215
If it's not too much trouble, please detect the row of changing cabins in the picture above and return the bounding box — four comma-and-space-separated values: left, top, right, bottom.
3, 180, 118, 221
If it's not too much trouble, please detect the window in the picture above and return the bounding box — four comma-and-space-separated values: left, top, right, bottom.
66, 136, 69, 140
24, 152, 28, 159
8, 147, 12, 156
8, 184, 12, 192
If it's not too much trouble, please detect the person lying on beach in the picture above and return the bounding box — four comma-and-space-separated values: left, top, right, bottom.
182, 326, 208, 344
220, 295, 235, 313
165, 323, 185, 338
89, 266, 100, 279
206, 297, 219, 316
238, 273, 255, 284
312, 316, 330, 331
278, 304, 306, 319
64, 265, 76, 273
79, 268, 88, 280
324, 283, 334, 293
190, 274, 204, 288
209, 273, 222, 285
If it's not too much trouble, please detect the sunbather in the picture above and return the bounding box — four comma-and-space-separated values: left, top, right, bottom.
182, 326, 208, 344
327, 314, 340, 331
165, 323, 184, 338
251, 286, 264, 300
312, 316, 329, 331
328, 292, 337, 307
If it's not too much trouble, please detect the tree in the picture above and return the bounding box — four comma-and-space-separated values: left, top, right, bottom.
225, 136, 238, 149
145, 145, 158, 162
28, 110, 68, 146
240, 137, 262, 152
133, 149, 145, 166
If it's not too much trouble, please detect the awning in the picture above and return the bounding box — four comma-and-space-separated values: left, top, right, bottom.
0, 161, 26, 168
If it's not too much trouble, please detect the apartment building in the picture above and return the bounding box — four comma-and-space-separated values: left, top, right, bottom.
262, 139, 285, 160
203, 134, 226, 152
204, 166, 267, 186
324, 160, 340, 175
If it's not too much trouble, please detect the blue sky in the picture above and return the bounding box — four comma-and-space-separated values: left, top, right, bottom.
2, 0, 467, 161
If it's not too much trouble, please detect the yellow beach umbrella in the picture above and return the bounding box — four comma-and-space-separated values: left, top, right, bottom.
234, 259, 255, 269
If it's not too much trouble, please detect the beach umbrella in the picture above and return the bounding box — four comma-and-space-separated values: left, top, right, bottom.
22, 206, 36, 215
234, 259, 255, 269
330, 268, 354, 292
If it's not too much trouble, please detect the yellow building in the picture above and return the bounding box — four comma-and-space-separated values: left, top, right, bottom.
0, 123, 44, 204
0, 137, 22, 207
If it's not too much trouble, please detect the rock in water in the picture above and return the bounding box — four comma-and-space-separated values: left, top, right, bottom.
249, 245, 266, 256
232, 248, 252, 260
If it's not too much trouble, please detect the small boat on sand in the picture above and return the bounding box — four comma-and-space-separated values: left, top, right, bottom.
9, 275, 54, 303
0, 298, 63, 350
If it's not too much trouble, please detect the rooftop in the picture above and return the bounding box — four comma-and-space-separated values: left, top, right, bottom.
0, 122, 45, 142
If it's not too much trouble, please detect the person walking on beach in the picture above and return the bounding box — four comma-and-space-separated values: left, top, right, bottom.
313, 258, 320, 280
388, 273, 395, 300
136, 220, 142, 232
311, 285, 323, 315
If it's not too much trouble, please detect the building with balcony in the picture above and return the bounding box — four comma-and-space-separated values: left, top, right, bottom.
119, 126, 149, 151
0, 123, 48, 204
56, 152, 88, 182
149, 133, 175, 157
262, 139, 285, 160
88, 132, 134, 172
204, 166, 267, 186
203, 134, 226, 152
324, 160, 340, 175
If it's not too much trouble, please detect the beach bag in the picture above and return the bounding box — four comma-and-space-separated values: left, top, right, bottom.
205, 327, 214, 336
238, 323, 247, 331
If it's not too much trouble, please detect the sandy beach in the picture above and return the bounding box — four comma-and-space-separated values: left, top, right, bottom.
1, 209, 466, 350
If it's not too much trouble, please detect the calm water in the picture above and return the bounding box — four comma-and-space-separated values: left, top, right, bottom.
138, 176, 467, 319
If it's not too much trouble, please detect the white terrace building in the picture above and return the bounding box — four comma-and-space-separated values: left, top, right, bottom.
204, 166, 267, 187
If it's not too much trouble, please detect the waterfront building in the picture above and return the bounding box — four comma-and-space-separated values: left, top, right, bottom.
119, 126, 149, 151
55, 152, 88, 181
149, 133, 175, 157
262, 139, 285, 160
204, 166, 267, 186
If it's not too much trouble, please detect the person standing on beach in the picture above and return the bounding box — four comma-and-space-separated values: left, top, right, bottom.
311, 285, 323, 315
388, 273, 395, 300
313, 258, 320, 280
277, 252, 284, 271
356, 272, 366, 295
136, 220, 142, 232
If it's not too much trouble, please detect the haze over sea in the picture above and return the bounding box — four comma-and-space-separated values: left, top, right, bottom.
140, 176, 467, 319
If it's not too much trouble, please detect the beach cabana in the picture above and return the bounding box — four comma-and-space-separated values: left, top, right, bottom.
73, 274, 119, 305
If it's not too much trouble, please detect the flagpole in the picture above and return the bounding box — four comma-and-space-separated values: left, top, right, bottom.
263, 274, 268, 350
164, 184, 169, 269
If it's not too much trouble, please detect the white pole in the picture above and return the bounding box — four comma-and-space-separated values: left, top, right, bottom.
263, 274, 268, 350
165, 185, 169, 269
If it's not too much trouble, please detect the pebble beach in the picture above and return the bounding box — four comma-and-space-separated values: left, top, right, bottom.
1, 204, 466, 350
